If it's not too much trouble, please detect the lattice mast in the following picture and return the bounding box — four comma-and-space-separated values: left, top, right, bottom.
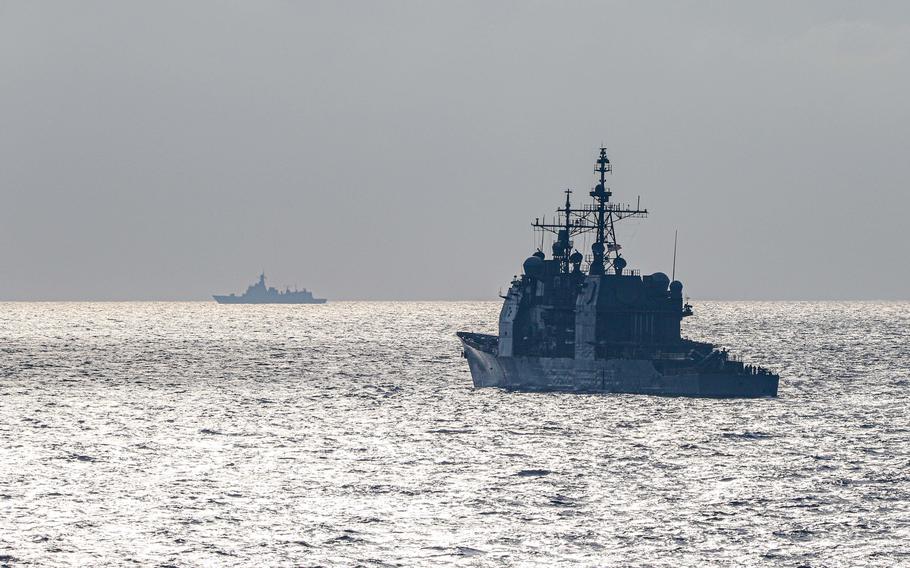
531, 146, 648, 275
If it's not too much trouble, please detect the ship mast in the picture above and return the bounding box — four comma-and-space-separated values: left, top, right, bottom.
531, 146, 648, 275
561, 188, 573, 273
589, 147, 611, 274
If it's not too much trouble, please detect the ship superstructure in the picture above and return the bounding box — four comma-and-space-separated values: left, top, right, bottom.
213, 273, 327, 304
457, 146, 778, 397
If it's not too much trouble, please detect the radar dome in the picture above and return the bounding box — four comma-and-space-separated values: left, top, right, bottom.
670, 280, 683, 297
523, 255, 545, 278
649, 272, 670, 290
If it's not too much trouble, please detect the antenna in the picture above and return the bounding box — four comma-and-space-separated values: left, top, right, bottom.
672, 229, 678, 281
529, 146, 647, 275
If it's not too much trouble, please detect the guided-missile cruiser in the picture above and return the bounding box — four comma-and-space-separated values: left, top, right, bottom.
457, 146, 779, 397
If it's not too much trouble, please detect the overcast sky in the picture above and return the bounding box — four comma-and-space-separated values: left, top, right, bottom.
1, 1, 908, 300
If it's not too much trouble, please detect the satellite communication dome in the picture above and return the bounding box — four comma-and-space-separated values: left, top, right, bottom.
649, 272, 670, 290
523, 255, 545, 278
670, 280, 683, 296
613, 256, 627, 270
570, 251, 584, 264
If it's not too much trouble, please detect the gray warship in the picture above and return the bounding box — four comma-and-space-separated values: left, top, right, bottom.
457, 146, 778, 397
213, 273, 326, 304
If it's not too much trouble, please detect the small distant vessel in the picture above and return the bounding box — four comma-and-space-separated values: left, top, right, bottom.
457, 144, 779, 397
213, 273, 327, 304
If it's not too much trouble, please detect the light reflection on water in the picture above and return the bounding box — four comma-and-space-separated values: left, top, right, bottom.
0, 301, 908, 566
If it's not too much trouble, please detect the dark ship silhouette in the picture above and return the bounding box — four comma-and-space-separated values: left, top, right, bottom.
458, 146, 778, 397
213, 273, 326, 304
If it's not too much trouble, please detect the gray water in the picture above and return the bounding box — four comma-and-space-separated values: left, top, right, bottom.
1, 301, 908, 567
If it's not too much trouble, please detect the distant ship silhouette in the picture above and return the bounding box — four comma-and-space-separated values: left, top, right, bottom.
213, 273, 327, 304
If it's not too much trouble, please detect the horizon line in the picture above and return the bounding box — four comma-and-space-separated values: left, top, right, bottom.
1, 297, 909, 303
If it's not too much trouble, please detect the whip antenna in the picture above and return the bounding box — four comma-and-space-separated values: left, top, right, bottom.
672, 229, 678, 281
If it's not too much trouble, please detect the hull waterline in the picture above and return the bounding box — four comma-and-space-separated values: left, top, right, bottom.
460, 335, 778, 398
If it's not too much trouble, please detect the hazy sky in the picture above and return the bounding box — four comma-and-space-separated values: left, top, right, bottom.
2, 1, 909, 300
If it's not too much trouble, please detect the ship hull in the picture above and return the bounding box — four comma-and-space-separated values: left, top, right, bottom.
212, 295, 327, 304
459, 335, 778, 398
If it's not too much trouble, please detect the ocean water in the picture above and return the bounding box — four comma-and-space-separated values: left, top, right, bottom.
0, 301, 908, 567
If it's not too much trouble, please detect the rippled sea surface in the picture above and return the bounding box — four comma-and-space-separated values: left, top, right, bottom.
1, 301, 908, 567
